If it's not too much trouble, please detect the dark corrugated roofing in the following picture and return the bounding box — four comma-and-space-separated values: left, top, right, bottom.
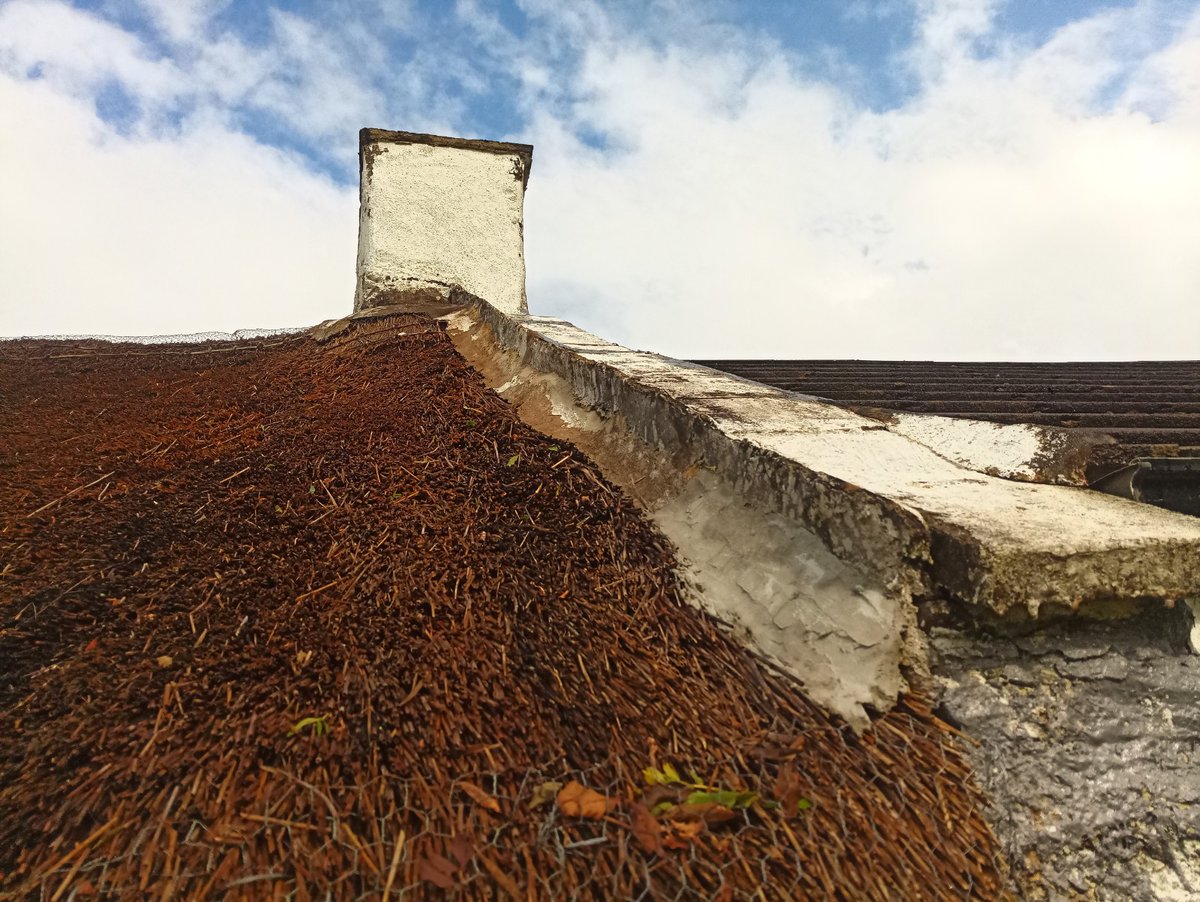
693, 360, 1200, 473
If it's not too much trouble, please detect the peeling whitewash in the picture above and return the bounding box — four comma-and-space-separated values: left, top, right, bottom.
884, 411, 1093, 485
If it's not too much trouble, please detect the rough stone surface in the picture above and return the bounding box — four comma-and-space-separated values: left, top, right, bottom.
354, 131, 529, 315
930, 608, 1200, 900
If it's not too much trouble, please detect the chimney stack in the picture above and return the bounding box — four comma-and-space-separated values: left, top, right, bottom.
353, 128, 533, 315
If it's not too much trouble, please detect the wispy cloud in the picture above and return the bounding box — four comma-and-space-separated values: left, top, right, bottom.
0, 0, 184, 103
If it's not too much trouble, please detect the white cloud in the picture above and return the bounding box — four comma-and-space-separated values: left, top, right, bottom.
132, 0, 228, 45
0, 0, 182, 102
0, 75, 357, 337
520, 0, 1200, 360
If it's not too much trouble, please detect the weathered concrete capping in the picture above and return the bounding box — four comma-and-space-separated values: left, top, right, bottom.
454, 291, 1200, 619
354, 128, 533, 316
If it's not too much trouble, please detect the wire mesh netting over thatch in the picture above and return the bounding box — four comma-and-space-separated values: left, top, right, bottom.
0, 317, 1010, 899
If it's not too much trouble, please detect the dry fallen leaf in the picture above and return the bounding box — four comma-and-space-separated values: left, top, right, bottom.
416, 835, 474, 890
629, 802, 663, 855
447, 835, 474, 867
643, 784, 683, 811
529, 780, 563, 809
773, 766, 811, 817
416, 851, 458, 890
556, 780, 614, 819
663, 819, 706, 850
459, 781, 501, 813
664, 803, 738, 826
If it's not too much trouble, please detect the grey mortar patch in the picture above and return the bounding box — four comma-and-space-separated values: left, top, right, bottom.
930, 604, 1200, 900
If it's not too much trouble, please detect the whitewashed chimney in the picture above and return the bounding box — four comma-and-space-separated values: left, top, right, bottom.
353, 128, 533, 315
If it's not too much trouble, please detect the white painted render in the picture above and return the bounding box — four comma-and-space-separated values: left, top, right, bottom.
442, 306, 910, 729
885, 412, 1084, 484
355, 140, 528, 315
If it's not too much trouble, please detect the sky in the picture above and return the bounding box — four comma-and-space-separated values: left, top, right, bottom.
1, 0, 1198, 359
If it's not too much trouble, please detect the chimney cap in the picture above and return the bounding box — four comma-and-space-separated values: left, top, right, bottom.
359, 128, 533, 185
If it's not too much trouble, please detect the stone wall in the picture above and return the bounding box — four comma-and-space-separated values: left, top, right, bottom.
931, 605, 1200, 900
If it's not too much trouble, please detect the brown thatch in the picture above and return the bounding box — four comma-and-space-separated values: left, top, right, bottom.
0, 318, 1008, 899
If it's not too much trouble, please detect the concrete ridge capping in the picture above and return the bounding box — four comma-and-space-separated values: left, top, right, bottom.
435, 287, 1200, 730
454, 292, 1200, 617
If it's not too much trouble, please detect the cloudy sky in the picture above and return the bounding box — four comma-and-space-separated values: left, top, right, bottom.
1, 0, 1198, 359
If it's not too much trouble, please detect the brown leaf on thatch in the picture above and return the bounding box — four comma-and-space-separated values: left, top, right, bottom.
663, 819, 706, 850
664, 802, 738, 826
416, 835, 474, 889
773, 766, 811, 817
447, 835, 474, 867
459, 780, 501, 813
556, 780, 613, 819
416, 850, 458, 889
642, 784, 684, 810
629, 802, 663, 855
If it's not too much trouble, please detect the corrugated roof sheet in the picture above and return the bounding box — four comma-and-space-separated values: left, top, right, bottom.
695, 359, 1200, 474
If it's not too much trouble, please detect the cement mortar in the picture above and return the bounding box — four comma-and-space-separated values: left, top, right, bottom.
653, 471, 909, 724
468, 301, 1200, 618
931, 608, 1200, 900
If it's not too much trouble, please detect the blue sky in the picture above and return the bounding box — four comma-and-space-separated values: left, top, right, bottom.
1, 0, 1199, 358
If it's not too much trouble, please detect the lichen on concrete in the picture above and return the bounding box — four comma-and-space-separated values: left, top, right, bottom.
882, 411, 1099, 486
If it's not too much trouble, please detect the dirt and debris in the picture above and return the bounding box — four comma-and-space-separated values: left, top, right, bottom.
1, 318, 1008, 898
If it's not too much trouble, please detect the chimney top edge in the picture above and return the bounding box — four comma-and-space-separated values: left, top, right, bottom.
359, 128, 533, 167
